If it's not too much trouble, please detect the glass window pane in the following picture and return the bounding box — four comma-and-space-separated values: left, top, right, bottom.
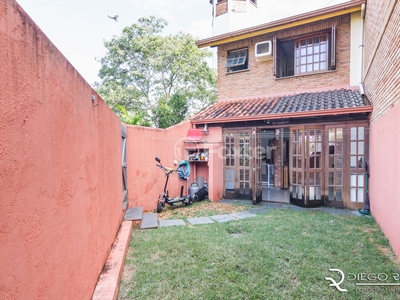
316, 172, 321, 185
351, 156, 357, 168
321, 43, 327, 52
358, 188, 364, 203
226, 157, 230, 166
301, 65, 306, 72
293, 158, 296, 168
358, 156, 364, 168
358, 127, 364, 140
351, 127, 357, 140
307, 64, 312, 72
298, 186, 302, 199
329, 187, 334, 200
307, 56, 312, 63
329, 172, 334, 185
301, 57, 306, 64
329, 128, 335, 141
350, 173, 357, 186
336, 188, 343, 201
314, 63, 320, 71
301, 47, 306, 55
358, 174, 364, 187
336, 128, 343, 140
336, 156, 343, 168
350, 188, 357, 202
292, 172, 297, 184
297, 143, 302, 155
316, 187, 321, 200
316, 155, 321, 168
321, 53, 327, 61
314, 54, 320, 61
329, 143, 335, 154
309, 186, 315, 200
358, 142, 364, 155
336, 142, 343, 155
351, 142, 357, 155
336, 173, 343, 186
309, 172, 314, 185
320, 62, 326, 69
298, 172, 302, 185
298, 157, 302, 168
329, 156, 334, 168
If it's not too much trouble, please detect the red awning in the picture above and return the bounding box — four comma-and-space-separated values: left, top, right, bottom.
186, 129, 202, 142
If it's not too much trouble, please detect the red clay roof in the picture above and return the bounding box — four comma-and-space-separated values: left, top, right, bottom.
191, 88, 372, 124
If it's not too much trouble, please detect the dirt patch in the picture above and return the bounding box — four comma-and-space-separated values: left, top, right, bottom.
147, 201, 249, 220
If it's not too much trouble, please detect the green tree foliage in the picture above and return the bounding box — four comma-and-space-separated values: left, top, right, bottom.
95, 16, 217, 128
115, 104, 151, 127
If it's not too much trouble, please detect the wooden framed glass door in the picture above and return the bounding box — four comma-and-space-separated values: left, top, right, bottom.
325, 126, 344, 207
223, 129, 253, 200
290, 127, 305, 205
290, 126, 324, 207
345, 125, 368, 210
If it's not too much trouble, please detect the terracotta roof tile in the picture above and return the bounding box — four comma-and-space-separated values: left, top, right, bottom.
191, 88, 369, 122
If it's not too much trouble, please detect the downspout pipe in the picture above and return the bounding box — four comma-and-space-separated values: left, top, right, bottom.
359, 3, 366, 87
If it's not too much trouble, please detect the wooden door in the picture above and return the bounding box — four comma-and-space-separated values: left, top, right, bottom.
290, 126, 324, 207
325, 126, 345, 207
223, 129, 253, 200
305, 127, 324, 207
290, 127, 305, 205
344, 125, 368, 210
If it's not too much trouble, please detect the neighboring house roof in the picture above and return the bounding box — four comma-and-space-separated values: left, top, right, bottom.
191, 88, 372, 124
197, 0, 366, 48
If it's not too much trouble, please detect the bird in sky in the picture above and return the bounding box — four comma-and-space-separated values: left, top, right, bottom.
108, 15, 119, 22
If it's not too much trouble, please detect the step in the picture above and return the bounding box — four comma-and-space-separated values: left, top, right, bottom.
124, 207, 143, 221
140, 213, 158, 229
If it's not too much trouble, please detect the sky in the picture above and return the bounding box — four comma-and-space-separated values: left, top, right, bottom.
16, 0, 348, 85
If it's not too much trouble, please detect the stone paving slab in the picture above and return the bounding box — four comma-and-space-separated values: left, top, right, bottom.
124, 207, 143, 221
140, 213, 158, 229
210, 214, 236, 223
159, 219, 186, 227
231, 211, 257, 219
187, 217, 215, 225
247, 208, 269, 214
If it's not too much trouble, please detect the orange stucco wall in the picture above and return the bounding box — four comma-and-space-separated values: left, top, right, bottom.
127, 123, 224, 211
0, 1, 125, 299
369, 103, 400, 260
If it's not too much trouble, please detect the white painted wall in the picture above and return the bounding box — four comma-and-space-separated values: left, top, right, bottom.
350, 11, 362, 86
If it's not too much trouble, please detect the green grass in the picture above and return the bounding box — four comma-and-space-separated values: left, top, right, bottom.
118, 209, 400, 299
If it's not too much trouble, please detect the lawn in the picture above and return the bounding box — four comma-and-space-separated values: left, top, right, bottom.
118, 207, 400, 299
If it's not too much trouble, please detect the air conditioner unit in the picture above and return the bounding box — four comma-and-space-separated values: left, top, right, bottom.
255, 40, 273, 61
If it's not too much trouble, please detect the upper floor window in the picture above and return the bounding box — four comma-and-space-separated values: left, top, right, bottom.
274, 25, 336, 78
226, 48, 248, 73
296, 34, 328, 74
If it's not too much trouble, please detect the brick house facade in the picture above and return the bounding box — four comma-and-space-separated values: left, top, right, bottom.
194, 0, 371, 209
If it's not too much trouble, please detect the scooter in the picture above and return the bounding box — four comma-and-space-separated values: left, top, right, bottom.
155, 157, 192, 213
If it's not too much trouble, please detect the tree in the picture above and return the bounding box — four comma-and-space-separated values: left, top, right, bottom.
95, 16, 217, 127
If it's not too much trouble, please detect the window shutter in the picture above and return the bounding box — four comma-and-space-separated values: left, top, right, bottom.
273, 36, 281, 78
331, 24, 336, 70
